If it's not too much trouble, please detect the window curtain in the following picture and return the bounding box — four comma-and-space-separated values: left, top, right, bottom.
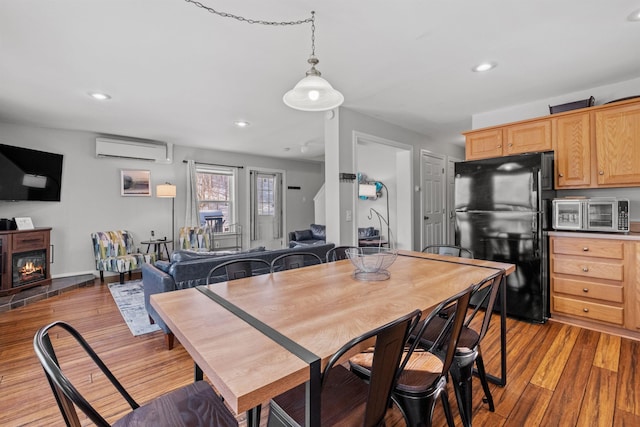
185, 160, 200, 227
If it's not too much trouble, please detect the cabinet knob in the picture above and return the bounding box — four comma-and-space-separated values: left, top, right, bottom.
599, 170, 604, 175
508, 143, 513, 147
558, 173, 564, 177
582, 247, 589, 251
582, 266, 589, 272
583, 308, 589, 313
583, 288, 589, 293
497, 144, 502, 148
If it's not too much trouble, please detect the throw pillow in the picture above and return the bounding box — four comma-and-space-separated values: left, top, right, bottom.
294, 230, 313, 241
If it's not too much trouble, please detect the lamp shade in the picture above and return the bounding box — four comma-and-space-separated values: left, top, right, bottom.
156, 183, 176, 198
283, 75, 344, 112
359, 184, 378, 198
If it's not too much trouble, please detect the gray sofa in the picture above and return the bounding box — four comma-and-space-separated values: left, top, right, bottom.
288, 223, 326, 247
143, 243, 335, 349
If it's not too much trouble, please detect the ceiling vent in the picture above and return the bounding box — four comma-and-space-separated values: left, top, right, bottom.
95, 137, 173, 164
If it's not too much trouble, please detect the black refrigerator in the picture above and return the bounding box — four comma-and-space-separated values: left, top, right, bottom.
454, 152, 555, 323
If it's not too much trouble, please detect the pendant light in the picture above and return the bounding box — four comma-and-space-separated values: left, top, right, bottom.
283, 12, 344, 112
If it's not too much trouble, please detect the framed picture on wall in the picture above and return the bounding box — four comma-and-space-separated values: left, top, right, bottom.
120, 169, 151, 196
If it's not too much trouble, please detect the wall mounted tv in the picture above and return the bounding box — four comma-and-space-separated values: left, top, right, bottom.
0, 143, 63, 201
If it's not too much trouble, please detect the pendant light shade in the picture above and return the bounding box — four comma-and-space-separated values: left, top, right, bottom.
283, 12, 344, 112
283, 74, 344, 112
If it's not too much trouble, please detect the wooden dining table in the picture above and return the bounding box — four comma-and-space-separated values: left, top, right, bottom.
151, 250, 514, 426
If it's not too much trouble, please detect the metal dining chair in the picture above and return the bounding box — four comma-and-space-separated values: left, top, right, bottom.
206, 258, 271, 284
422, 244, 474, 259
325, 245, 359, 262
270, 252, 323, 273
414, 269, 506, 427
33, 321, 238, 427
268, 309, 422, 427
349, 286, 474, 427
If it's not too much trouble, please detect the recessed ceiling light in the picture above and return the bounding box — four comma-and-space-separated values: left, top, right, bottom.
234, 120, 250, 128
628, 9, 640, 21
472, 62, 497, 72
88, 92, 111, 100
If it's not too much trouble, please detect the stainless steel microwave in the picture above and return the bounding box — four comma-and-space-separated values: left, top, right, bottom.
552, 198, 630, 232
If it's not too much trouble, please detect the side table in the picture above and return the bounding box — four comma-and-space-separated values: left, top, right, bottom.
141, 239, 172, 260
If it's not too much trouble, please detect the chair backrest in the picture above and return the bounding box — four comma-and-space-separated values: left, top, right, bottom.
178, 226, 211, 251
206, 258, 271, 284
326, 245, 359, 262
422, 244, 474, 259
323, 309, 422, 427
33, 321, 139, 427
401, 286, 473, 380
464, 269, 505, 343
270, 252, 323, 273
91, 230, 133, 262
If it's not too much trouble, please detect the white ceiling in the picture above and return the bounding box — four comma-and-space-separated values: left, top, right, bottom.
1, 1, 639, 161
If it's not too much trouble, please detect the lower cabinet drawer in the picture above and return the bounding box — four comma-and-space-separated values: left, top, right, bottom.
552, 277, 623, 303
552, 295, 623, 325
553, 258, 623, 281
12, 231, 47, 252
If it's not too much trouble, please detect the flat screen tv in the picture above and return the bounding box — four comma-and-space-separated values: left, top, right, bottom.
0, 143, 63, 201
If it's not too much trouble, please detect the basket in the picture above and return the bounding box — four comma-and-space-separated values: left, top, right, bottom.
345, 247, 398, 281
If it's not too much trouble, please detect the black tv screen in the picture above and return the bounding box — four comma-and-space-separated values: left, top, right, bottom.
0, 144, 63, 201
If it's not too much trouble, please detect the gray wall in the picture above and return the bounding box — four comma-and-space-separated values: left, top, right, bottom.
325, 107, 465, 249
0, 122, 324, 278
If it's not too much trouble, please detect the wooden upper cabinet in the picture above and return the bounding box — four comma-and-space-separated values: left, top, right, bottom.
553, 112, 592, 188
464, 128, 503, 160
503, 119, 552, 155
595, 102, 640, 186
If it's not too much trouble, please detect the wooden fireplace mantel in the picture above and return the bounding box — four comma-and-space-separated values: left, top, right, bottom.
0, 227, 52, 296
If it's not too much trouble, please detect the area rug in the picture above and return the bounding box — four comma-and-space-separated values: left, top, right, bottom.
108, 280, 161, 336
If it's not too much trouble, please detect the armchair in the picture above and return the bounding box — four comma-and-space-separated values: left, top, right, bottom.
91, 230, 155, 284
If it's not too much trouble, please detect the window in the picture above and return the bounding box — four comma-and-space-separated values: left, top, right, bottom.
196, 167, 236, 231
257, 174, 275, 216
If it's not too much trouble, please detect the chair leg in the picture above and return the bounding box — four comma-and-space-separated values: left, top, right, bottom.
440, 390, 456, 427
165, 333, 175, 350
99, 271, 104, 282
119, 273, 125, 284
475, 349, 495, 411
450, 356, 474, 427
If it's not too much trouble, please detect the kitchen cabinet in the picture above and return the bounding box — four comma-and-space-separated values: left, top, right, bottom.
464, 128, 503, 160
553, 111, 592, 188
464, 98, 640, 189
464, 119, 551, 161
595, 102, 640, 186
550, 233, 640, 340
503, 119, 552, 155
551, 236, 625, 327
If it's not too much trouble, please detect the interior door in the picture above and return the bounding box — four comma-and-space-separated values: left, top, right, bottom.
421, 152, 446, 249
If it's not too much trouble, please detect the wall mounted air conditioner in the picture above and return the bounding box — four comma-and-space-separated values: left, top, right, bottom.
95, 137, 173, 164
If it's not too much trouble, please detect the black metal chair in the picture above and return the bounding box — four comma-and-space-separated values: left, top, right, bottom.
422, 244, 474, 259
349, 286, 474, 427
270, 252, 323, 273
206, 258, 271, 284
325, 245, 359, 262
268, 309, 422, 427
33, 321, 238, 427
414, 270, 505, 427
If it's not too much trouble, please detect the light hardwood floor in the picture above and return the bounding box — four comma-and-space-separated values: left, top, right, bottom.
1, 279, 639, 426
